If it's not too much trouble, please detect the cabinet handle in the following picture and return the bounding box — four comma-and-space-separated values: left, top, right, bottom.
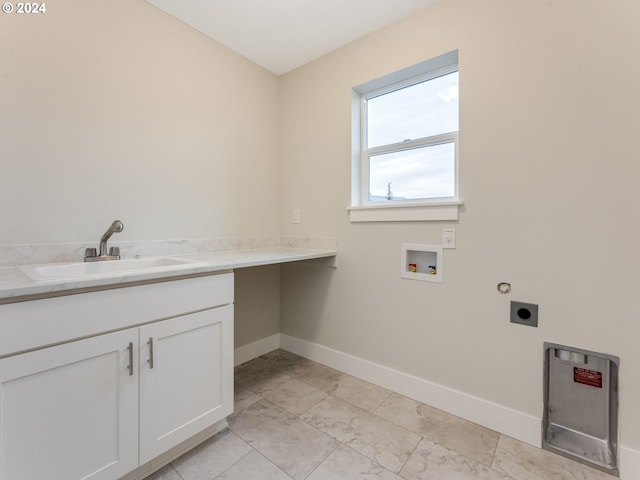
148, 337, 154, 369
127, 342, 134, 376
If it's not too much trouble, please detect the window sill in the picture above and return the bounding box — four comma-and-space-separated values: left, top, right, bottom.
348, 201, 462, 222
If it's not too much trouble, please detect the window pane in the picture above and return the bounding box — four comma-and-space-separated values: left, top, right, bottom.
369, 143, 455, 201
367, 71, 458, 148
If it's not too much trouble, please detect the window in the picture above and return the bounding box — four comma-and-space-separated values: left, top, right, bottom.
350, 50, 461, 222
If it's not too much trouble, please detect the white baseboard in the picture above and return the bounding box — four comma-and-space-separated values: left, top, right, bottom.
234, 333, 280, 366
279, 333, 541, 448
620, 446, 640, 480
237, 333, 640, 480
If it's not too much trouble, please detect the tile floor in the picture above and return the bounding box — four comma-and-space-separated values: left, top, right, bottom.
146, 349, 616, 480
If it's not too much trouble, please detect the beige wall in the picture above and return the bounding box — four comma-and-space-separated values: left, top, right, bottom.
0, 1, 282, 347
0, 0, 280, 244
234, 265, 280, 347
279, 0, 640, 450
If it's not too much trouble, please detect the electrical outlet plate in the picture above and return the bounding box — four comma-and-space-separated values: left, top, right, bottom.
442, 229, 456, 249
292, 209, 301, 224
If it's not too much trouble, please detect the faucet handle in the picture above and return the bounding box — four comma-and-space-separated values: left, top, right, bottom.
84, 247, 97, 259
109, 246, 120, 258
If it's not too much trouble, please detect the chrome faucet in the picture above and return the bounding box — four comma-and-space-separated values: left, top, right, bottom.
85, 220, 124, 262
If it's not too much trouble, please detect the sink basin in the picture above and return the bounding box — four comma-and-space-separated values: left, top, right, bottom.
19, 256, 208, 282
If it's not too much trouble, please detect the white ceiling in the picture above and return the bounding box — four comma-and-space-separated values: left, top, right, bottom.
145, 0, 440, 75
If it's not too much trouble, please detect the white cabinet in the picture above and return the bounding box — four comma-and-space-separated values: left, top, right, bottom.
0, 273, 234, 480
139, 306, 233, 464
0, 329, 139, 480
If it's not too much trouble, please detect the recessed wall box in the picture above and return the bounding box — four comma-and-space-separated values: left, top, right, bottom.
510, 301, 538, 327
401, 243, 442, 283
543, 343, 619, 476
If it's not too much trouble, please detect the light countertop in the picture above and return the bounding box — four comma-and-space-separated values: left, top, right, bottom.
0, 247, 336, 303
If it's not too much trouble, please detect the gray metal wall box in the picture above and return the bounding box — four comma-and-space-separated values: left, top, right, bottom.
543, 342, 619, 476
510, 301, 538, 327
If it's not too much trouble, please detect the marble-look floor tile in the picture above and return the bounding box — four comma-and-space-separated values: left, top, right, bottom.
375, 393, 499, 466
301, 396, 420, 473
258, 377, 327, 416
143, 464, 181, 480
234, 357, 293, 393
234, 382, 261, 413
234, 356, 272, 377
229, 399, 339, 480
216, 450, 292, 480
234, 358, 274, 389
171, 429, 252, 480
306, 444, 403, 480
300, 363, 392, 412
492, 435, 617, 480
261, 349, 319, 377
400, 438, 514, 480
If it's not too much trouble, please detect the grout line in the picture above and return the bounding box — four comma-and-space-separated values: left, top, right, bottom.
211, 444, 254, 480
397, 436, 422, 478
254, 449, 296, 480
489, 433, 502, 471
301, 441, 342, 480
169, 463, 185, 480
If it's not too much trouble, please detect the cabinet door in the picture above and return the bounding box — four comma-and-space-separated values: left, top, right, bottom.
0, 329, 138, 480
139, 305, 233, 464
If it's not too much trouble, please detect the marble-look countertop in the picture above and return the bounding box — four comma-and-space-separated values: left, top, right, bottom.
0, 247, 336, 303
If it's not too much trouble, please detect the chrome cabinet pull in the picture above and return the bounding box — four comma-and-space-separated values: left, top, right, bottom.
127, 342, 134, 376
148, 337, 154, 369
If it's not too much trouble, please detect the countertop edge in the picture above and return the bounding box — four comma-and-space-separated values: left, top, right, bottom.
0, 247, 337, 304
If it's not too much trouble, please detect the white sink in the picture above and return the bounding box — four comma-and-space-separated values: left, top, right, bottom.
18, 256, 208, 282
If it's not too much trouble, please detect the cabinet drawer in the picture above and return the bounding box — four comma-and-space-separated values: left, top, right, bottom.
0, 272, 233, 358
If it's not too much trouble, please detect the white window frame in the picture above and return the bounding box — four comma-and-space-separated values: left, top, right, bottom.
349, 50, 462, 222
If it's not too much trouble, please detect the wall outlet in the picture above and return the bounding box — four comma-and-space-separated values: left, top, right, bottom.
442, 229, 456, 249
292, 209, 301, 224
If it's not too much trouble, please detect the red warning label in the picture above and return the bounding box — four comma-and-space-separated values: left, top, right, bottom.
574, 367, 603, 388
